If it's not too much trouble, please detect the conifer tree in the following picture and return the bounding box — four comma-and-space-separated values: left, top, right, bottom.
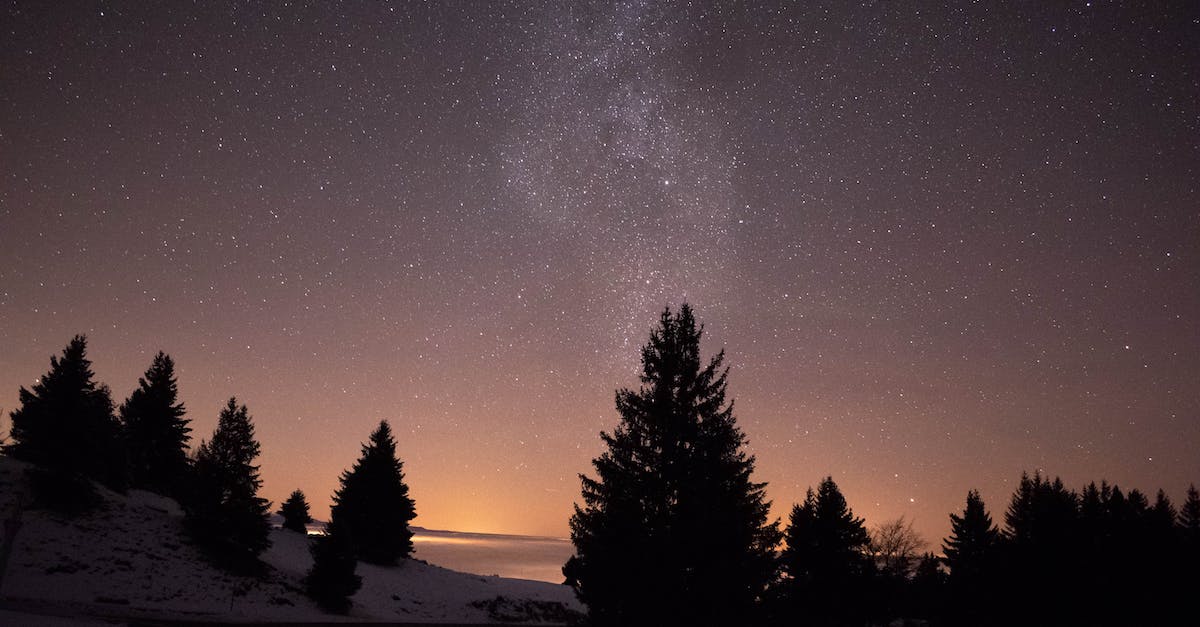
1001, 472, 1079, 624
279, 489, 313, 533
1180, 484, 1200, 603
565, 305, 781, 627
329, 420, 416, 565
1142, 489, 1182, 607
780, 478, 873, 582
1125, 488, 1150, 521
1150, 489, 1177, 530
187, 398, 272, 568
942, 489, 999, 581
1148, 488, 1179, 559
120, 352, 191, 496
776, 477, 873, 625
1078, 481, 1109, 544
941, 489, 999, 624
1179, 484, 1200, 542
305, 526, 362, 614
1180, 484, 1200, 573
1003, 472, 1077, 551
6, 335, 125, 490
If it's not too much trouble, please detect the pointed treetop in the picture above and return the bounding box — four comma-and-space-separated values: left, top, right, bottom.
567, 304, 780, 624
369, 419, 396, 449
1180, 484, 1200, 531
943, 488, 1000, 576
121, 350, 191, 494
200, 397, 263, 491
141, 352, 181, 396
39, 335, 99, 395
815, 476, 862, 524
330, 419, 416, 565
6, 334, 123, 488
187, 396, 271, 564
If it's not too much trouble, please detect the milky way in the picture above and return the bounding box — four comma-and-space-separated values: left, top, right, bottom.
2, 1, 1197, 542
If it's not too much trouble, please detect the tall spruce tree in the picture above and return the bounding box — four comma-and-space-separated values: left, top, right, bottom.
1145, 489, 1182, 609
776, 477, 874, 626
941, 489, 1000, 624
279, 489, 313, 533
1181, 484, 1200, 602
120, 352, 191, 496
1001, 472, 1080, 623
188, 398, 272, 568
942, 489, 999, 581
329, 420, 416, 565
1003, 472, 1078, 553
1078, 481, 1109, 544
6, 335, 125, 490
1180, 484, 1200, 542
565, 305, 781, 627
1150, 489, 1177, 532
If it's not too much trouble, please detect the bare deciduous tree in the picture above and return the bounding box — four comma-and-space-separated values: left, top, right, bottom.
871, 516, 927, 579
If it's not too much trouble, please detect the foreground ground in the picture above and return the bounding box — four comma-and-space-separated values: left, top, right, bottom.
0, 457, 583, 624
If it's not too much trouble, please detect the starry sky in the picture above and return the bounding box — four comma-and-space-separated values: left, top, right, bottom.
2, 1, 1198, 544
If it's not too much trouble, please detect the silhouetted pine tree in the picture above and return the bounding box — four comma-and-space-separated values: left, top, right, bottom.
565, 305, 781, 627
1145, 489, 1182, 611
775, 477, 873, 626
330, 420, 416, 565
1004, 473, 1078, 550
279, 489, 313, 533
1178, 485, 1200, 609
1126, 488, 1150, 520
1078, 481, 1109, 541
1081, 482, 1183, 626
1078, 481, 1139, 624
1150, 489, 1177, 532
943, 489, 999, 582
1178, 484, 1200, 543
1001, 472, 1079, 624
5, 335, 126, 491
305, 526, 362, 614
120, 352, 191, 496
187, 398, 272, 569
941, 489, 999, 624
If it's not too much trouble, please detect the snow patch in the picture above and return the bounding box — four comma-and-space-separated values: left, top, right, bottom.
0, 456, 583, 624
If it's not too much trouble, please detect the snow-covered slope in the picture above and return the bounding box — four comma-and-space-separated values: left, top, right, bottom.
0, 456, 583, 624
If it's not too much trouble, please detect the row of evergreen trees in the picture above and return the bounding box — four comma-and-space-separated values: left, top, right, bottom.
4, 337, 277, 568
3, 336, 416, 612
762, 472, 1200, 626
565, 305, 1200, 626
8, 313, 1198, 624
936, 476, 1200, 626
7, 338, 185, 494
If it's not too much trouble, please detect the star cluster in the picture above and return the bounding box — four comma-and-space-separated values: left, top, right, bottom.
1, 1, 1197, 541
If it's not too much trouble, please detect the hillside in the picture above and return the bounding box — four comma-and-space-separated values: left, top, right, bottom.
0, 456, 583, 624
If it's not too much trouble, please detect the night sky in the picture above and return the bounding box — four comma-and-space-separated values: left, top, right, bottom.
2, 1, 1198, 545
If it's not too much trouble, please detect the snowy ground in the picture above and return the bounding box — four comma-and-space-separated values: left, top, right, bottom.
0, 456, 584, 624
